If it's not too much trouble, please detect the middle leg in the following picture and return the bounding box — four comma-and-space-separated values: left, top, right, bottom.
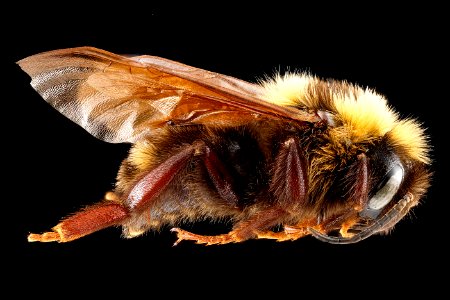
172, 136, 310, 245
172, 207, 287, 245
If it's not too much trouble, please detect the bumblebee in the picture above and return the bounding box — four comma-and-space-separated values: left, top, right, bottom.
18, 47, 431, 245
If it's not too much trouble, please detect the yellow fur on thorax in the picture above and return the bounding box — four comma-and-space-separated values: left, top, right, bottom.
261, 73, 430, 164
128, 140, 157, 171
260, 73, 313, 107
333, 87, 397, 141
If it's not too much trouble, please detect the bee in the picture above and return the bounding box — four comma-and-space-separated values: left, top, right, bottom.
18, 47, 431, 245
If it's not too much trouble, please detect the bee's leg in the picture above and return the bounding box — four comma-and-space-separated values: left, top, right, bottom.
172, 207, 286, 245
29, 141, 206, 243
353, 153, 369, 211
254, 218, 320, 241
125, 141, 205, 210
257, 151, 367, 242
244, 136, 311, 242
264, 209, 361, 244
28, 192, 129, 243
313, 153, 368, 238
172, 136, 309, 245
254, 227, 309, 242
339, 217, 360, 237
269, 137, 308, 211
202, 145, 238, 206
254, 215, 360, 242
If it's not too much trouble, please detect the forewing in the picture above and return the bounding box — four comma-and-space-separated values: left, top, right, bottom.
18, 47, 318, 143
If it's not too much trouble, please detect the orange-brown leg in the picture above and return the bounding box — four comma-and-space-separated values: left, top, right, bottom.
172, 207, 287, 245
306, 153, 369, 241
269, 137, 308, 210
172, 136, 313, 246
250, 137, 311, 242
126, 141, 204, 210
339, 217, 359, 238
255, 217, 318, 242
255, 227, 309, 242
203, 146, 239, 207
29, 142, 205, 243
276, 210, 361, 242
28, 194, 129, 242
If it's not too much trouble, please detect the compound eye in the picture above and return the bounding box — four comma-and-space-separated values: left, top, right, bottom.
360, 164, 404, 219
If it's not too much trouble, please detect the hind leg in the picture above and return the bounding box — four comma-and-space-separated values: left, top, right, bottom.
28, 142, 204, 243
28, 192, 129, 242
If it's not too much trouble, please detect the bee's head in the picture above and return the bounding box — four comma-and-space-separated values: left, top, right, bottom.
310, 140, 431, 243
261, 73, 432, 243
309, 76, 432, 243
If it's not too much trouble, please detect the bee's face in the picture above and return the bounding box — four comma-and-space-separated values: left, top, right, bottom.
311, 136, 430, 244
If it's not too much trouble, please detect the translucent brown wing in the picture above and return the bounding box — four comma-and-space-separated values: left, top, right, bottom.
17, 47, 318, 143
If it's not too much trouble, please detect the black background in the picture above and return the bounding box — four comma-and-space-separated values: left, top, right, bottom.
4, 3, 447, 296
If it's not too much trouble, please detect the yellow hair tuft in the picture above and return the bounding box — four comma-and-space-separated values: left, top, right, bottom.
333, 88, 398, 141
260, 73, 313, 106
389, 119, 430, 164
260, 72, 430, 164
128, 141, 157, 171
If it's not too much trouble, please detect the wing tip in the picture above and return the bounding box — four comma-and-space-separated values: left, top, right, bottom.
16, 46, 106, 76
